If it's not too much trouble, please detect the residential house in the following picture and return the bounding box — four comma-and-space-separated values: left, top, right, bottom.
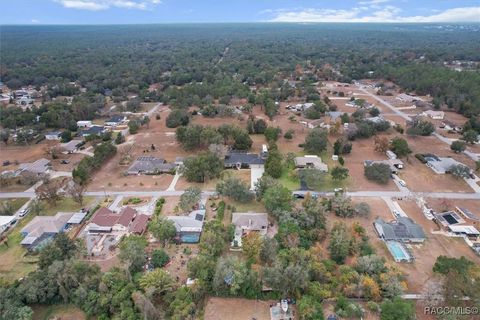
16, 95, 34, 107
224, 152, 265, 169
455, 207, 480, 225
126, 156, 176, 175
425, 155, 467, 174
422, 110, 445, 120
86, 206, 149, 234
18, 158, 51, 175
167, 209, 206, 243
294, 155, 328, 172
0, 215, 16, 235
77, 120, 93, 128
447, 225, 480, 241
396, 93, 422, 103
20, 212, 76, 250
60, 139, 83, 154
104, 115, 127, 127
45, 131, 62, 141
80, 125, 106, 138
231, 212, 268, 247
440, 120, 462, 132
374, 217, 426, 243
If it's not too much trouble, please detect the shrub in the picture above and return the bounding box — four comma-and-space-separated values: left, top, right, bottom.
151, 249, 170, 268
364, 163, 391, 184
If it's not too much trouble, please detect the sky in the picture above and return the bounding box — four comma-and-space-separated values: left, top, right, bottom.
1, 0, 479, 24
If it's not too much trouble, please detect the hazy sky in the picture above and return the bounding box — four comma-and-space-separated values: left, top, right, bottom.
2, 0, 480, 24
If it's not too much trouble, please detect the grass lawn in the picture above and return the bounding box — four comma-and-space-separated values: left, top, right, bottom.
32, 304, 87, 320
278, 166, 300, 190
0, 198, 29, 213
225, 199, 267, 213
0, 196, 96, 284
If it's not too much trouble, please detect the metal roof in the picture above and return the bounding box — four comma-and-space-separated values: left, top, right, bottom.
67, 211, 87, 224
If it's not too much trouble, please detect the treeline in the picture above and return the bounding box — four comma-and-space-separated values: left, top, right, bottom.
176, 124, 252, 151
72, 142, 116, 184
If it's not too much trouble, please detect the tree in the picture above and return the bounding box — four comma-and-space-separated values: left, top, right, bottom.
182, 152, 223, 182
450, 140, 466, 153
264, 147, 283, 178
128, 120, 140, 134
179, 187, 201, 212
254, 175, 279, 200
364, 163, 391, 184
407, 119, 435, 136
331, 166, 349, 181
151, 249, 170, 268
38, 232, 78, 269
330, 194, 354, 218
449, 164, 471, 178
166, 109, 189, 128
355, 254, 386, 276
68, 182, 85, 206
115, 132, 125, 144
284, 129, 294, 140
354, 202, 371, 217
242, 232, 263, 261
304, 128, 328, 154
462, 129, 478, 144
212, 256, 250, 296
263, 184, 293, 213
333, 138, 352, 155
150, 217, 177, 247
374, 136, 389, 154
253, 119, 267, 134
119, 235, 148, 273
380, 298, 415, 320
263, 256, 310, 296
216, 176, 253, 202
0, 130, 9, 145
328, 222, 352, 264
60, 130, 72, 143
35, 178, 63, 205
264, 126, 282, 142
298, 295, 324, 320
260, 237, 278, 265
390, 137, 411, 158
139, 268, 174, 297
369, 107, 380, 117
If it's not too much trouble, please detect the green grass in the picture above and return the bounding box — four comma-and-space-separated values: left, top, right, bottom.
278, 166, 300, 191
0, 197, 96, 284
226, 199, 267, 213
0, 198, 29, 214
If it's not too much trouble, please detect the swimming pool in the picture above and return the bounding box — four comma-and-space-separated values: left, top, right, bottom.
386, 241, 411, 262
180, 233, 200, 243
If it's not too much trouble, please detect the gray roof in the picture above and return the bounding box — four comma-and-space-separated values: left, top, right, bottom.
457, 207, 480, 222
106, 115, 125, 123
81, 125, 104, 136
166, 209, 205, 233
232, 212, 268, 231
294, 156, 328, 171
224, 153, 265, 166
67, 211, 87, 224
426, 157, 465, 174
375, 217, 425, 241
127, 156, 175, 174
61, 139, 83, 152
21, 212, 74, 241
19, 158, 51, 174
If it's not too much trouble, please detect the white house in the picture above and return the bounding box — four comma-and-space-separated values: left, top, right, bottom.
422, 110, 445, 120
77, 120, 92, 128
45, 131, 62, 141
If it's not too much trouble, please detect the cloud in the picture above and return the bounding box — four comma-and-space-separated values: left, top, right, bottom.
54, 0, 161, 11
31, 19, 40, 23
358, 0, 391, 5
267, 6, 480, 23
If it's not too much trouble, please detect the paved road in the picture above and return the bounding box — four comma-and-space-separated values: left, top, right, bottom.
358, 84, 480, 162
2, 189, 480, 200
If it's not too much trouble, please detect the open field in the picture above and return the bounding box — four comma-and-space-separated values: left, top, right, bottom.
0, 197, 28, 212
204, 297, 279, 320
0, 141, 54, 171
32, 304, 86, 320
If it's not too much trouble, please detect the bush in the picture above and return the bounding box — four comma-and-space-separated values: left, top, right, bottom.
151, 249, 170, 268
216, 201, 225, 220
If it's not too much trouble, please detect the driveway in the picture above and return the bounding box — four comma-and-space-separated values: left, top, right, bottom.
250, 166, 264, 190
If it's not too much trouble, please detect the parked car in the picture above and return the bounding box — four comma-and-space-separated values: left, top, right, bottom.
60, 159, 70, 164
393, 210, 400, 217
18, 208, 30, 217
334, 188, 343, 192
398, 180, 407, 187
293, 193, 305, 199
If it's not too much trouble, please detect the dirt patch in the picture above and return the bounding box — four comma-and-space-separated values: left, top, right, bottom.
32, 304, 86, 320
0, 141, 54, 171
204, 297, 278, 320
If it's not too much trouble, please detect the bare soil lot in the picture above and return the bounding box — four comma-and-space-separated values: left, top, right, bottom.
204, 297, 278, 320
0, 141, 54, 171
341, 137, 398, 191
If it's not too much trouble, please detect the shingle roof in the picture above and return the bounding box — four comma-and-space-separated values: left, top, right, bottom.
21, 212, 74, 239
129, 214, 150, 234
117, 207, 136, 227
81, 126, 104, 136
127, 157, 175, 174
232, 212, 268, 231
19, 158, 51, 174
224, 153, 265, 166
375, 217, 425, 241
106, 115, 125, 123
